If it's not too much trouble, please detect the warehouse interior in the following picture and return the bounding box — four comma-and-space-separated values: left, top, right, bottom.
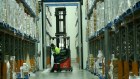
0, 0, 140, 79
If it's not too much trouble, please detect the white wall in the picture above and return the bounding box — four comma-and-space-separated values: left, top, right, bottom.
66, 6, 77, 60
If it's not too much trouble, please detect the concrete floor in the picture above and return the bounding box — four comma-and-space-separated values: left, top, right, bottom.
30, 63, 99, 79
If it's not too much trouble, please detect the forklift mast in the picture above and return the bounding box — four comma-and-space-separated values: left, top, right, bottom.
55, 7, 68, 49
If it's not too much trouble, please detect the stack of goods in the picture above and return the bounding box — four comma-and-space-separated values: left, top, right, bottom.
4, 55, 10, 79
109, 54, 118, 79
112, 59, 118, 79
96, 1, 104, 31
10, 56, 16, 79
89, 54, 94, 72
86, 21, 90, 37
89, 17, 94, 37
97, 50, 104, 76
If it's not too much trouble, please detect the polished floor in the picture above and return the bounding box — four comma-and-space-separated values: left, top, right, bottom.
30, 62, 99, 79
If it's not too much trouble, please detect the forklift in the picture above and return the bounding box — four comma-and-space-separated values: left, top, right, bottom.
50, 7, 73, 72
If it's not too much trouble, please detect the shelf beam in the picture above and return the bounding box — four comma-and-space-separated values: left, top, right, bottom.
0, 21, 37, 43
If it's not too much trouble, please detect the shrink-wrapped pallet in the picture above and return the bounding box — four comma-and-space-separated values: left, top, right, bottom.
96, 1, 104, 31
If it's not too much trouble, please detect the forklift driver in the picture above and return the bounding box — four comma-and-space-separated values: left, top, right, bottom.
50, 43, 61, 72
50, 43, 61, 63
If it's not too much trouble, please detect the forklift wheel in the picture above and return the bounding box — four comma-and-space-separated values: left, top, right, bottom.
57, 69, 61, 72
50, 69, 54, 72
70, 68, 73, 72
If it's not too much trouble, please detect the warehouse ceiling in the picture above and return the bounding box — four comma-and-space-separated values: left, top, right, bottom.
43, 0, 81, 2
43, 0, 83, 5
45, 3, 78, 6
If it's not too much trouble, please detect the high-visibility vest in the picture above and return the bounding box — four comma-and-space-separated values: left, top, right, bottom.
52, 47, 60, 55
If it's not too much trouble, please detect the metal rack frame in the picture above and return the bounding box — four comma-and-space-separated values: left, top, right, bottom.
88, 1, 140, 78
